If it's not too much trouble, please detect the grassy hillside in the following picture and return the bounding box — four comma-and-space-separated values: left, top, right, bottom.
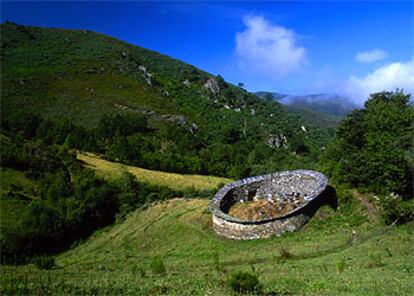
1, 21, 308, 132
1, 134, 413, 295
77, 152, 232, 191
2, 196, 413, 295
2, 22, 412, 296
1, 22, 333, 179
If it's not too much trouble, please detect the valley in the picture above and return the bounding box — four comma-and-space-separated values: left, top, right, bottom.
1, 20, 413, 296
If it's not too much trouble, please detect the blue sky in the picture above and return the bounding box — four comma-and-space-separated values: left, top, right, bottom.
2, 1, 413, 103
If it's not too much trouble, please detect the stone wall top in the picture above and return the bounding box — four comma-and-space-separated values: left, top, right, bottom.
209, 170, 328, 225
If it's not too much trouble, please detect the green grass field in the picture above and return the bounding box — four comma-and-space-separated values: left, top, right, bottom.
1, 151, 412, 295
1, 192, 413, 295
77, 152, 232, 191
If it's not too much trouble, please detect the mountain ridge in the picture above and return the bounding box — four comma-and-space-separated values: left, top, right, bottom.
255, 91, 358, 117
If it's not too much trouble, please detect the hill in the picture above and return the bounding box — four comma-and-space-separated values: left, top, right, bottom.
1, 22, 333, 179
1, 22, 329, 133
283, 104, 341, 128
2, 195, 413, 295
255, 91, 358, 128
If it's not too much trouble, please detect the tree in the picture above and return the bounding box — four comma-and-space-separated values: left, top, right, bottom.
324, 90, 414, 196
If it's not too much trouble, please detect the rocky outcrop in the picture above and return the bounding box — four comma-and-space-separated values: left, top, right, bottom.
138, 65, 152, 85
204, 78, 220, 95
266, 134, 288, 148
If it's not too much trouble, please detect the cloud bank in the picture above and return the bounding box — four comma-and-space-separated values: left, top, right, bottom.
344, 59, 414, 104
355, 49, 387, 63
235, 15, 306, 78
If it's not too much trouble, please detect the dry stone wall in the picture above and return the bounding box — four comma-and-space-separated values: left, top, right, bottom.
210, 170, 328, 240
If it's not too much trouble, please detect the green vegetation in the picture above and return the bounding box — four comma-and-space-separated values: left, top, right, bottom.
77, 153, 231, 192
1, 22, 333, 179
227, 270, 261, 293
322, 90, 414, 224
1, 22, 413, 295
0, 135, 217, 263
150, 257, 167, 276
32, 255, 55, 270
1, 196, 413, 295
283, 104, 341, 128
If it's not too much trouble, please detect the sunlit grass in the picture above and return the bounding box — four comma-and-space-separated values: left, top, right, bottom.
2, 196, 413, 295
77, 152, 232, 191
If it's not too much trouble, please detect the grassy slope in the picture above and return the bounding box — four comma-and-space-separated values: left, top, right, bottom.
1, 24, 177, 127
0, 168, 37, 194
1, 23, 333, 152
0, 168, 35, 243
77, 153, 232, 191
2, 196, 413, 295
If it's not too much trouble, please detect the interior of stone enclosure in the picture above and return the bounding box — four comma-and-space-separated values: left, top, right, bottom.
221, 174, 320, 221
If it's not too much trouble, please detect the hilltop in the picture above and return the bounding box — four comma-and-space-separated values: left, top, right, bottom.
1, 22, 332, 179
1, 22, 330, 133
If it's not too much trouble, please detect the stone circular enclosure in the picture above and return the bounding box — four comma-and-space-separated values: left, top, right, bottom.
210, 170, 328, 240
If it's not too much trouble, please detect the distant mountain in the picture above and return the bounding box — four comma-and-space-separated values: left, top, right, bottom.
256, 91, 358, 117
255, 91, 358, 128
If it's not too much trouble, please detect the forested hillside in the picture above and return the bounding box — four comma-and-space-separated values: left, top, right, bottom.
1, 22, 332, 179
1, 21, 413, 295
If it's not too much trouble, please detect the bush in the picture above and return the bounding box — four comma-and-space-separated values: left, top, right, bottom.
227, 271, 261, 293
32, 255, 55, 270
378, 193, 414, 225
150, 257, 166, 276
323, 91, 414, 197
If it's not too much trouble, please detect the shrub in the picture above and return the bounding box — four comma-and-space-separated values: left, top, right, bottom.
227, 270, 261, 293
378, 193, 414, 225
150, 257, 166, 276
32, 255, 55, 270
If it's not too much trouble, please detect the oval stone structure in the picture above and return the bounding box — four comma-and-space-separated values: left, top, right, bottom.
210, 170, 328, 240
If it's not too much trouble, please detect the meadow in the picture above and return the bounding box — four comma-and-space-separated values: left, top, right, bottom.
77, 152, 232, 192
1, 178, 413, 295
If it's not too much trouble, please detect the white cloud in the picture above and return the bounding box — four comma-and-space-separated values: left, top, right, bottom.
235, 15, 306, 78
355, 49, 387, 63
344, 59, 414, 104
